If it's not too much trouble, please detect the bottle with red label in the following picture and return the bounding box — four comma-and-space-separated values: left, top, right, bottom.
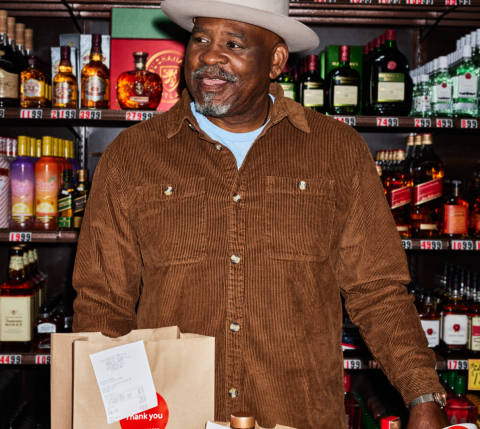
418, 292, 441, 349
445, 375, 478, 425
344, 373, 361, 429
410, 133, 445, 237
468, 272, 480, 353
443, 180, 469, 238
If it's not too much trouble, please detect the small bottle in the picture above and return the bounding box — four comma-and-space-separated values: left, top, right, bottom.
418, 293, 441, 349
35, 304, 56, 350
230, 413, 255, 429
445, 375, 478, 424
20, 55, 46, 108
81, 34, 109, 109
442, 180, 469, 238
53, 45, 78, 108
453, 45, 478, 117
276, 63, 297, 101
57, 169, 74, 230
344, 374, 361, 429
299, 54, 325, 113
73, 169, 89, 230
117, 51, 162, 110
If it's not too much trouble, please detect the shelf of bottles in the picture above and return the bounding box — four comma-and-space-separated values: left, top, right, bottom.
401, 238, 480, 250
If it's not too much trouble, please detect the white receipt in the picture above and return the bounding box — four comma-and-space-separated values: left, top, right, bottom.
89, 340, 157, 424
206, 423, 228, 429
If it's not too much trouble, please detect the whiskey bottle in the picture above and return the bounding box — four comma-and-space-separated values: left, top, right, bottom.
326, 45, 360, 115
20, 55, 47, 108
117, 52, 162, 110
14, 22, 26, 71
468, 272, 480, 353
230, 413, 255, 429
299, 54, 325, 113
277, 63, 297, 101
469, 164, 480, 237
81, 34, 110, 109
73, 169, 89, 230
35, 304, 56, 350
53, 45, 78, 108
442, 180, 469, 238
344, 374, 361, 429
418, 293, 441, 349
0, 10, 19, 107
445, 375, 478, 424
58, 169, 74, 230
410, 134, 444, 237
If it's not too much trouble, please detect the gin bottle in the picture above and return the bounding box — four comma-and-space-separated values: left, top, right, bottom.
453, 45, 478, 117
432, 56, 453, 117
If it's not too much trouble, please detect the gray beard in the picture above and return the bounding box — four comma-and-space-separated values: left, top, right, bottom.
194, 92, 232, 117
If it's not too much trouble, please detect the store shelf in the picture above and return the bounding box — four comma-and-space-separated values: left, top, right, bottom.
344, 354, 473, 370
0, 352, 50, 365
0, 230, 78, 243
401, 238, 480, 251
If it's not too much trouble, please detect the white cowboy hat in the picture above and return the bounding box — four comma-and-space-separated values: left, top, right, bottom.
161, 0, 320, 53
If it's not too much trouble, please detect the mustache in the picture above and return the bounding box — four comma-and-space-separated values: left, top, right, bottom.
192, 65, 238, 83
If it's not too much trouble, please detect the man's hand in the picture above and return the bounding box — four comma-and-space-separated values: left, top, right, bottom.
407, 401, 449, 429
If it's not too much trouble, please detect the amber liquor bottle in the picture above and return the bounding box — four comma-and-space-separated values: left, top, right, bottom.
0, 10, 19, 107
410, 134, 444, 237
442, 180, 469, 238
53, 46, 77, 108
81, 34, 109, 109
299, 54, 325, 113
326, 45, 360, 115
20, 55, 46, 108
117, 52, 162, 110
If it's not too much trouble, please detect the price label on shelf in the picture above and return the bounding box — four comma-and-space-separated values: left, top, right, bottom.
436, 118, 453, 128
451, 240, 474, 250
461, 119, 478, 129
125, 111, 155, 121
368, 360, 380, 369
79, 110, 102, 120
420, 240, 443, 250
34, 354, 50, 365
9, 232, 32, 242
448, 359, 468, 370
333, 116, 356, 126
476, 241, 480, 250
376, 117, 399, 127
344, 359, 362, 370
458, 0, 472, 4
314, 0, 337, 3
401, 239, 413, 250
405, 0, 433, 4
349, 0, 372, 3
0, 354, 22, 365
414, 118, 432, 128
378, 0, 401, 4
469, 360, 480, 390
20, 109, 43, 119
0, 109, 4, 118
50, 109, 76, 120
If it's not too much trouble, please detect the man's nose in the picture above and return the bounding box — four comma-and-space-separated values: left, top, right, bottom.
200, 43, 228, 66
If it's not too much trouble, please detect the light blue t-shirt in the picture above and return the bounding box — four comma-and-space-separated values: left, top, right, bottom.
190, 95, 274, 169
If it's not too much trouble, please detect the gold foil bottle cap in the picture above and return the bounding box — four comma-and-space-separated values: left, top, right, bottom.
77, 169, 88, 182
422, 133, 433, 145
414, 134, 422, 146
406, 133, 415, 146
230, 413, 255, 429
15, 22, 24, 45
396, 149, 406, 161
7, 16, 14, 40
0, 10, 7, 33
25, 28, 33, 51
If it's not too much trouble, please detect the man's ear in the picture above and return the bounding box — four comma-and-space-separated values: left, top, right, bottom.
269, 43, 289, 80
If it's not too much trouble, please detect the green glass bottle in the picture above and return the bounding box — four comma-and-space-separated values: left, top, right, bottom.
453, 45, 478, 117
277, 63, 297, 101
432, 56, 453, 117
415, 74, 431, 118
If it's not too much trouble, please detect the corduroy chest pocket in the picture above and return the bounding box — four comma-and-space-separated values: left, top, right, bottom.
135, 177, 206, 266
265, 176, 335, 261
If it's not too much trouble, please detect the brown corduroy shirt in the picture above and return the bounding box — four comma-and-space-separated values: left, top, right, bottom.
73, 84, 443, 429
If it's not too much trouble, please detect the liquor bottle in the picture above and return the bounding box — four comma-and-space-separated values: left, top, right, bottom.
418, 293, 441, 349
370, 29, 412, 116
24, 28, 33, 56
414, 74, 431, 118
230, 413, 255, 429
410, 134, 444, 237
20, 55, 47, 108
116, 52, 162, 110
453, 45, 478, 117
53, 45, 77, 108
58, 169, 74, 230
326, 45, 360, 115
14, 22, 26, 71
380, 417, 401, 429
442, 180, 469, 238
0, 10, 19, 107
34, 304, 56, 350
405, 133, 415, 172
299, 54, 325, 113
445, 375, 478, 424
6, 15, 14, 50
81, 34, 110, 109
277, 63, 297, 101
73, 169, 89, 230
66, 139, 79, 183
431, 56, 453, 117
469, 165, 480, 237
35, 136, 59, 230
468, 272, 480, 353
344, 374, 361, 429
10, 135, 35, 230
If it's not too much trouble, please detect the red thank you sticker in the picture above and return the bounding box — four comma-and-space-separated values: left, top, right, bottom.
120, 393, 169, 429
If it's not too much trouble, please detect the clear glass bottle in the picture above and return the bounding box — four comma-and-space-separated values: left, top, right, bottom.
415, 74, 432, 118
418, 293, 441, 349
20, 55, 46, 108
432, 56, 453, 117
53, 45, 78, 108
453, 44, 478, 117
35, 304, 56, 351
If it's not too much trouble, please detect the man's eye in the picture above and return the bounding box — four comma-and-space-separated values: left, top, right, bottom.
227, 41, 242, 49
193, 36, 208, 44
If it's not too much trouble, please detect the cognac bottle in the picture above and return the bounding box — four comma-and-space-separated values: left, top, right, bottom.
81, 34, 109, 109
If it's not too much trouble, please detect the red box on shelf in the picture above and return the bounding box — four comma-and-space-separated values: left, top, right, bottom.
110, 38, 185, 112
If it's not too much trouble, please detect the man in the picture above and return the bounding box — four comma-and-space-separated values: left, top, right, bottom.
72, 0, 448, 428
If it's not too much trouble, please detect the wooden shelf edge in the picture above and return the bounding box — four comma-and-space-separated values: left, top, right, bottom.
0, 230, 78, 243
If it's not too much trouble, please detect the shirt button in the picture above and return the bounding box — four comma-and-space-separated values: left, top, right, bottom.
187, 123, 195, 130
233, 193, 241, 203
228, 387, 238, 398
230, 322, 240, 332
163, 186, 174, 196
215, 144, 222, 151
298, 180, 307, 191
230, 254, 241, 264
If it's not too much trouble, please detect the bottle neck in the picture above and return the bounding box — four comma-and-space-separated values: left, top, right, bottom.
90, 49, 102, 62
386, 39, 396, 49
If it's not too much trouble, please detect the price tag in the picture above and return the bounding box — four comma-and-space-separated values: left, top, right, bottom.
368, 360, 380, 369
20, 109, 43, 119
420, 240, 443, 250
402, 239, 413, 250
461, 119, 478, 129
333, 116, 356, 126
458, 0, 471, 4
445, 0, 456, 4
406, 0, 433, 4
0, 354, 22, 364
9, 232, 32, 242
125, 111, 155, 121
350, 0, 372, 3
314, 0, 337, 3
79, 110, 102, 120
0, 109, 4, 118
34, 354, 50, 365
451, 240, 474, 250
50, 109, 76, 119
448, 359, 468, 370
414, 118, 432, 128
476, 241, 480, 251
344, 359, 362, 369
378, 0, 401, 4
436, 118, 453, 128
468, 359, 480, 390
376, 117, 399, 127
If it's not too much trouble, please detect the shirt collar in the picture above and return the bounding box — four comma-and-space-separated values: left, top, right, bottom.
166, 82, 310, 139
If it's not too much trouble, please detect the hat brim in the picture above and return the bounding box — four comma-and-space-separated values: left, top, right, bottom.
162, 0, 319, 52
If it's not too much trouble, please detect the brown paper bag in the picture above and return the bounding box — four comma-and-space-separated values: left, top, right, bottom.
51, 326, 214, 429
212, 422, 298, 429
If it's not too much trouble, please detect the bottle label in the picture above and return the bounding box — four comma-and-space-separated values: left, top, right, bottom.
73, 194, 87, 214
58, 194, 72, 212
23, 78, 44, 98
474, 212, 480, 234
470, 316, 480, 351
454, 72, 478, 99
279, 83, 296, 100
443, 204, 468, 235
35, 169, 58, 217
377, 73, 405, 102
129, 96, 150, 104
54, 81, 73, 105
37, 322, 56, 334
432, 82, 452, 102
11, 177, 34, 217
84, 76, 106, 102
442, 314, 468, 345
333, 85, 358, 107
415, 94, 431, 114
303, 88, 324, 107
421, 319, 440, 347
413, 178, 443, 206
0, 68, 19, 99
9, 255, 23, 271
389, 186, 412, 209
0, 295, 33, 342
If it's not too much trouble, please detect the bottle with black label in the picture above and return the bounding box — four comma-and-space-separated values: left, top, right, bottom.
73, 169, 89, 230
